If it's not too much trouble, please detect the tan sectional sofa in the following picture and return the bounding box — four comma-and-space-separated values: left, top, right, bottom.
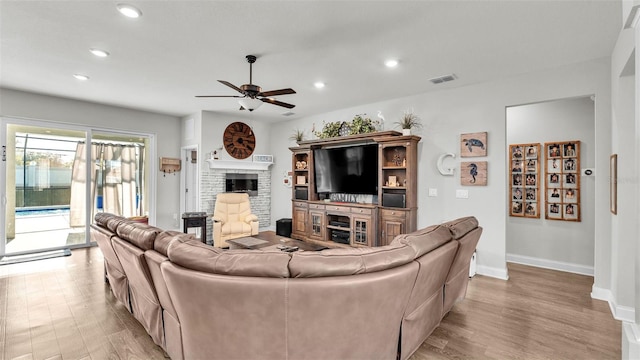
91, 213, 482, 360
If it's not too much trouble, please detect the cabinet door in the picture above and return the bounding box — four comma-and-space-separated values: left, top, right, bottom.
292, 207, 307, 238
309, 210, 325, 241
352, 216, 373, 246
380, 219, 403, 246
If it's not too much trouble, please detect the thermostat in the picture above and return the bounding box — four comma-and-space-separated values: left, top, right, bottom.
582, 168, 594, 176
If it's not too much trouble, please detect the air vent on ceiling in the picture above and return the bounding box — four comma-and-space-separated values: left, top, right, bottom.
282, 111, 295, 116
429, 73, 457, 84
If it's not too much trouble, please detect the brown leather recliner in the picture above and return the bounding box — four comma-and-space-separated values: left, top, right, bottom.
442, 216, 483, 316
91, 213, 131, 312
111, 221, 164, 347
212, 192, 259, 247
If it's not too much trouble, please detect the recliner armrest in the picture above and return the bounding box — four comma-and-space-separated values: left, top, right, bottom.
244, 214, 258, 223
212, 216, 224, 224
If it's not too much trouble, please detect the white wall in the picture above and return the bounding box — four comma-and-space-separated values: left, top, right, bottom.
0, 88, 182, 229
270, 57, 611, 282
506, 97, 595, 273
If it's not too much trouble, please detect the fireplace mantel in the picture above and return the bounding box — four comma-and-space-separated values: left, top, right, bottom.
206, 159, 273, 171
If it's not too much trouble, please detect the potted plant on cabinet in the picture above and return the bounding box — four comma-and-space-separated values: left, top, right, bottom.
289, 129, 305, 144
395, 110, 421, 135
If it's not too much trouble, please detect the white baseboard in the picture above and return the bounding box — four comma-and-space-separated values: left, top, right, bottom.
476, 265, 509, 280
623, 322, 640, 359
591, 286, 635, 322
506, 253, 593, 276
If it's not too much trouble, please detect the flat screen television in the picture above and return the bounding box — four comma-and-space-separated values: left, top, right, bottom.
313, 144, 378, 195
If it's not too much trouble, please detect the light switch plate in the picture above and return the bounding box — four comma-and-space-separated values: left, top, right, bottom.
428, 188, 438, 197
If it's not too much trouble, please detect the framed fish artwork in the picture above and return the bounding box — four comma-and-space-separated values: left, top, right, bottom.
460, 132, 487, 157
460, 161, 487, 186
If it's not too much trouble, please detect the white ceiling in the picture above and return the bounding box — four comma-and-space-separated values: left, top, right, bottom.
0, 1, 622, 122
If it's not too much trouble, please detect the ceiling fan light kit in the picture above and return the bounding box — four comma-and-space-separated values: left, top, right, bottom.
196, 54, 296, 111
238, 97, 263, 111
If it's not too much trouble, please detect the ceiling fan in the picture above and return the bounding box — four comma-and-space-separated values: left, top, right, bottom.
196, 55, 296, 111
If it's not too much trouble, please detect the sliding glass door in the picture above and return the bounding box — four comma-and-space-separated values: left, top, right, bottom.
1, 118, 151, 257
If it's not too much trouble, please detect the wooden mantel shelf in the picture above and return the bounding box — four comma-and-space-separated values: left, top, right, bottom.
206, 159, 273, 171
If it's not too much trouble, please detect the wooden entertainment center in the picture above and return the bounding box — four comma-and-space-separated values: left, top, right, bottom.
290, 131, 420, 247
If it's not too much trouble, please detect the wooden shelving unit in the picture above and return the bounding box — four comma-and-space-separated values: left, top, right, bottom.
289, 131, 420, 247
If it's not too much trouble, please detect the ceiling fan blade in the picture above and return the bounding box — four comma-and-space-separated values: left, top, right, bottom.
195, 95, 243, 98
258, 88, 296, 97
261, 97, 295, 109
218, 80, 243, 93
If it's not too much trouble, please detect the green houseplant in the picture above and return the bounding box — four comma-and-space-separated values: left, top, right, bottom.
395, 110, 422, 135
289, 129, 305, 143
313, 115, 380, 139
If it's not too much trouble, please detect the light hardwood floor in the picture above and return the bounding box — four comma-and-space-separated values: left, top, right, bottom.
0, 246, 620, 360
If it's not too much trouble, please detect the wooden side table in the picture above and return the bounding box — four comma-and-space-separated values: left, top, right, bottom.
182, 213, 208, 244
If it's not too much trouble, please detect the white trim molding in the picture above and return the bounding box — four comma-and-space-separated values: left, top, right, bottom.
623, 322, 640, 360
206, 159, 273, 171
476, 265, 509, 280
506, 253, 594, 276
591, 286, 636, 322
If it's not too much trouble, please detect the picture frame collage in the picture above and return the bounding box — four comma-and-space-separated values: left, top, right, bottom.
544, 141, 581, 221
509, 143, 540, 218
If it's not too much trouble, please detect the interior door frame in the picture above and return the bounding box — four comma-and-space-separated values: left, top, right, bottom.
180, 144, 200, 217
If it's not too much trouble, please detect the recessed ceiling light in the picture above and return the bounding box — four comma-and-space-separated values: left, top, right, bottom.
314, 82, 325, 89
384, 59, 399, 68
117, 3, 142, 18
73, 74, 90, 81
90, 48, 110, 57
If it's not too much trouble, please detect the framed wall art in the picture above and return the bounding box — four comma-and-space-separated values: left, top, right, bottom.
461, 161, 487, 186
509, 143, 540, 218
544, 141, 581, 221
460, 132, 487, 157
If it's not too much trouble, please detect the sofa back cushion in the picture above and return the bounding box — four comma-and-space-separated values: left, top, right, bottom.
443, 216, 479, 240
115, 222, 162, 251
155, 230, 194, 256
286, 261, 419, 360
167, 238, 291, 278
391, 225, 452, 258
94, 212, 124, 227
288, 244, 415, 278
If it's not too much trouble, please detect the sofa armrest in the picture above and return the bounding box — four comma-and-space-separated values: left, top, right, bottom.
244, 214, 258, 223
212, 216, 224, 225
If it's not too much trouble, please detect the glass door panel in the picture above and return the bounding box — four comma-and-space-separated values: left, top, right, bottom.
3, 123, 87, 255
91, 132, 148, 221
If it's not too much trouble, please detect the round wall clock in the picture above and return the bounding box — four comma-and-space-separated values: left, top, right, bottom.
223, 122, 256, 160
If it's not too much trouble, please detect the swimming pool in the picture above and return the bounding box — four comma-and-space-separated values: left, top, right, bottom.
16, 207, 70, 217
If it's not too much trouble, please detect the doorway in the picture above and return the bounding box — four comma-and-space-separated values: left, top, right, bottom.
1, 119, 151, 256
505, 96, 596, 275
